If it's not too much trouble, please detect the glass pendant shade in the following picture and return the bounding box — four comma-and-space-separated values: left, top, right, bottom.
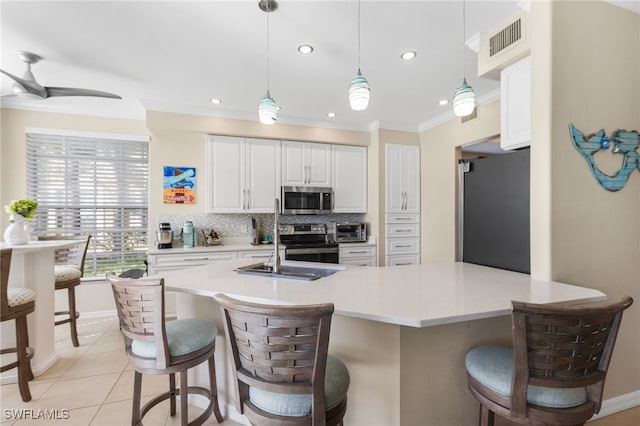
258, 91, 277, 125
349, 69, 370, 111
453, 78, 476, 117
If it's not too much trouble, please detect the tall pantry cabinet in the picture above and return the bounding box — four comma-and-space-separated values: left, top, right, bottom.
385, 144, 420, 266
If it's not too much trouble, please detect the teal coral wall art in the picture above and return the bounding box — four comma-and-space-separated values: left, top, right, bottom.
569, 123, 639, 192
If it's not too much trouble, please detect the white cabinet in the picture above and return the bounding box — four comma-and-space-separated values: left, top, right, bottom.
148, 251, 237, 274
385, 144, 420, 213
385, 144, 420, 266
332, 145, 367, 213
282, 141, 331, 187
500, 56, 531, 151
339, 244, 377, 267
207, 136, 280, 213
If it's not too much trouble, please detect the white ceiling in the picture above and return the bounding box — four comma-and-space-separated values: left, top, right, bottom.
1, 1, 638, 132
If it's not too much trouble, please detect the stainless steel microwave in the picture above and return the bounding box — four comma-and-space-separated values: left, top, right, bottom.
281, 186, 333, 215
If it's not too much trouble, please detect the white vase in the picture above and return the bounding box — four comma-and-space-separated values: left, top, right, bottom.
4, 214, 29, 245
23, 220, 34, 241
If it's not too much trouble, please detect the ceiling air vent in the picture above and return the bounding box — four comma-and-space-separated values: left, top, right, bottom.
489, 18, 521, 57
478, 11, 530, 80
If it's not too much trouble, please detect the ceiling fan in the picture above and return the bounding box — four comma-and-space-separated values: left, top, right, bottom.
0, 51, 121, 99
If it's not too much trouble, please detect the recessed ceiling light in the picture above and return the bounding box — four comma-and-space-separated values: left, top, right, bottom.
438, 99, 449, 106
210, 98, 222, 104
400, 51, 417, 61
298, 44, 314, 54
327, 112, 337, 118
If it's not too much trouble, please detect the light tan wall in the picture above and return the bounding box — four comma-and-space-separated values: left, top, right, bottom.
546, 0, 640, 399
419, 101, 501, 262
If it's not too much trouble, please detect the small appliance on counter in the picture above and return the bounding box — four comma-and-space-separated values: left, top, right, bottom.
156, 223, 173, 249
327, 222, 367, 243
182, 221, 196, 248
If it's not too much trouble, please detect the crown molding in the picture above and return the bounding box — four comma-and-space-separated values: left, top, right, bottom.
418, 88, 501, 133
0, 97, 145, 120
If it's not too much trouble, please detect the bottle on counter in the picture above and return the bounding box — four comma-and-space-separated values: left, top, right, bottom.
182, 221, 196, 248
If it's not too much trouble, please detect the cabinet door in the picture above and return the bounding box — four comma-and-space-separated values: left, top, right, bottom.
332, 145, 367, 213
500, 56, 531, 151
281, 141, 306, 186
403, 145, 421, 213
246, 138, 281, 212
385, 144, 405, 213
207, 136, 244, 212
307, 143, 332, 186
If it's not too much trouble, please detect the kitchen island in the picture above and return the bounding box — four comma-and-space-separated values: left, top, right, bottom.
157, 259, 605, 425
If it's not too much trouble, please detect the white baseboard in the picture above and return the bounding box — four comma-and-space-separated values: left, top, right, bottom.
589, 390, 640, 421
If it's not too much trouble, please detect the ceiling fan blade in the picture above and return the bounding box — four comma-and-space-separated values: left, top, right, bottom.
45, 86, 122, 99
0, 69, 47, 97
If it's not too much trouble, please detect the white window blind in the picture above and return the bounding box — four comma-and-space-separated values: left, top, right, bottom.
26, 131, 149, 278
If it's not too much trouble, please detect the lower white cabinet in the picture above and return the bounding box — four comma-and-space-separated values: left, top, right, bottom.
386, 254, 420, 266
339, 244, 377, 267
385, 216, 420, 266
148, 251, 237, 274
238, 249, 284, 261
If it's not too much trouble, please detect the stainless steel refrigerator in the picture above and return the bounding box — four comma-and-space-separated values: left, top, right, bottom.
458, 148, 530, 274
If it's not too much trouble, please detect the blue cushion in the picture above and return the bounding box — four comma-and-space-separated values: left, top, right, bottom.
465, 346, 588, 408
249, 355, 350, 417
131, 318, 217, 358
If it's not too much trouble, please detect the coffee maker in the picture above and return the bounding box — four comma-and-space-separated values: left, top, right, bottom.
156, 223, 173, 249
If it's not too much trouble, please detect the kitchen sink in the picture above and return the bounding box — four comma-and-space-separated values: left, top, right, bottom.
235, 262, 342, 281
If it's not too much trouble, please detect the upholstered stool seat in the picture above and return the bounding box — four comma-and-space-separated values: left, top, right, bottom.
107, 273, 223, 426
54, 266, 82, 283
1, 248, 36, 402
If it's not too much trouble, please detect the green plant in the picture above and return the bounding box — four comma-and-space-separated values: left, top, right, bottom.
5, 199, 38, 219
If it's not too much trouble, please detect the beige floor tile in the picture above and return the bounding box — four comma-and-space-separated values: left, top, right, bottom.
90, 396, 168, 426
58, 351, 127, 381
104, 370, 171, 403
0, 380, 55, 410
84, 334, 123, 355
10, 406, 99, 426
29, 373, 120, 411
591, 406, 640, 426
32, 356, 80, 382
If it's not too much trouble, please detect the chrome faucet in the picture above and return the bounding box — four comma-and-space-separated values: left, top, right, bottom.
272, 198, 281, 273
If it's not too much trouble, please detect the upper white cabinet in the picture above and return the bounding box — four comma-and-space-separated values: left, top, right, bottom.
282, 141, 331, 187
332, 145, 367, 213
500, 56, 531, 151
207, 136, 280, 213
385, 144, 420, 214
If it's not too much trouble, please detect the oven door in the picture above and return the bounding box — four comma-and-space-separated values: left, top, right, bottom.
285, 246, 339, 264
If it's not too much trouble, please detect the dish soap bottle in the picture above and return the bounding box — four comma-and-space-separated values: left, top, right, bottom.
182, 221, 195, 248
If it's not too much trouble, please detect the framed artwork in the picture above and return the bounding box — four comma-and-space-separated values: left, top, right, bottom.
163, 166, 196, 204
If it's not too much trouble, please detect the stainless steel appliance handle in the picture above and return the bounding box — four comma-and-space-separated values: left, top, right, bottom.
286, 247, 339, 255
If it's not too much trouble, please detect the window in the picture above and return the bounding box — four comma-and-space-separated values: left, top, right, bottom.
26, 129, 149, 278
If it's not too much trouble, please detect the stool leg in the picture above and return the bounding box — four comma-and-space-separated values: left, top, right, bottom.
67, 286, 80, 347
170, 373, 177, 417
132, 371, 142, 426
15, 316, 32, 402
180, 370, 188, 426
207, 354, 224, 423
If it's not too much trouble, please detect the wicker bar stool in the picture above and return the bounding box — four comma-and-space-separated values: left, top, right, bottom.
214, 294, 350, 426
38, 235, 91, 347
1, 248, 36, 402
107, 273, 223, 426
465, 296, 633, 426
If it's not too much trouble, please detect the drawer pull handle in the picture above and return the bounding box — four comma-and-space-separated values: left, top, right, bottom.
397, 262, 412, 265
395, 229, 412, 232
395, 217, 412, 220
395, 245, 412, 248
347, 250, 368, 254
184, 258, 210, 261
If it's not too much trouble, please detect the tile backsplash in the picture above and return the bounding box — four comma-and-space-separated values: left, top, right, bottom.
154, 212, 365, 245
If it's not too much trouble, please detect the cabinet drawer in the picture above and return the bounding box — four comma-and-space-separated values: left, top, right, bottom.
386, 238, 419, 255
386, 254, 420, 266
340, 257, 376, 267
339, 246, 376, 258
238, 250, 282, 260
386, 223, 420, 237
386, 214, 419, 224
149, 251, 237, 268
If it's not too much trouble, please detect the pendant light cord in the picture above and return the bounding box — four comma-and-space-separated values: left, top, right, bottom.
266, 0, 271, 92
357, 0, 361, 70
462, 0, 466, 80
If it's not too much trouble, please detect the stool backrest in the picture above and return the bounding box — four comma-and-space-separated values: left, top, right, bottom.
1, 248, 12, 314
38, 235, 91, 275
511, 296, 633, 417
214, 294, 334, 424
106, 273, 169, 369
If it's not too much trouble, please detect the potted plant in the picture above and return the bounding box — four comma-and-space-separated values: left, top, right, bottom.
4, 199, 38, 244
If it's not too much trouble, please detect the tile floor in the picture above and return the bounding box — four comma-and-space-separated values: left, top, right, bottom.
1, 316, 638, 426
0, 316, 241, 426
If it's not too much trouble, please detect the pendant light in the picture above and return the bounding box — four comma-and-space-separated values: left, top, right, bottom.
349, 0, 370, 111
258, 0, 278, 125
453, 0, 476, 117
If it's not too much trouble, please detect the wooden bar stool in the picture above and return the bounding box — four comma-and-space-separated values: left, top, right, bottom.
107, 273, 224, 426
1, 248, 36, 402
38, 235, 91, 347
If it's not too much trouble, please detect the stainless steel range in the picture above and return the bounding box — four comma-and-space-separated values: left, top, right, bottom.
279, 224, 339, 264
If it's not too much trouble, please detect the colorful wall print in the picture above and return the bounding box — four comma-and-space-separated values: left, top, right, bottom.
163, 166, 196, 204
569, 123, 640, 192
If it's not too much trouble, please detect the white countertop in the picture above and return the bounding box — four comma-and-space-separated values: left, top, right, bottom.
156, 259, 606, 328
0, 240, 79, 253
